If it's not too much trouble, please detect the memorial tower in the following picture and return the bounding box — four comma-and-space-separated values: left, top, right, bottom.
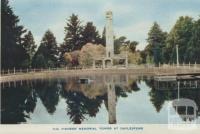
105, 11, 114, 58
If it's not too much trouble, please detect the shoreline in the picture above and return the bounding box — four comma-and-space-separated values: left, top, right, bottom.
1, 67, 199, 83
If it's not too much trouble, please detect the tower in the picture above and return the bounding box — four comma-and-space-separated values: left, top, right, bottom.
107, 83, 116, 124
106, 11, 114, 58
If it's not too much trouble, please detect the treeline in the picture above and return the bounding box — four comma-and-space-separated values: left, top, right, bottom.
142, 16, 200, 65
2, 0, 200, 70
1, 0, 102, 69
1, 0, 138, 69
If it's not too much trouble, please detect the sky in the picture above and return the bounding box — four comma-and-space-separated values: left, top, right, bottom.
9, 0, 200, 50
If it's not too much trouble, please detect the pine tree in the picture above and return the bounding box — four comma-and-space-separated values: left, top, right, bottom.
22, 31, 37, 68
63, 14, 83, 52
1, 0, 28, 69
81, 22, 101, 45
32, 30, 58, 68
146, 22, 167, 65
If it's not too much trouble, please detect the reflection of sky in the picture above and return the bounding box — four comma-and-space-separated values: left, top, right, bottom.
27, 96, 108, 124
27, 97, 70, 124
9, 0, 200, 50
116, 81, 168, 123
26, 81, 200, 124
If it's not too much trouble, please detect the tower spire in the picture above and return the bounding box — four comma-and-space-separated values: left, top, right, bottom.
106, 11, 114, 58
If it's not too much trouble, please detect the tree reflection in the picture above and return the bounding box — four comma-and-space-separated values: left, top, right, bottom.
84, 96, 103, 117
34, 79, 60, 114
60, 88, 104, 124
147, 79, 200, 120
149, 90, 166, 112
130, 81, 140, 92
1, 86, 37, 124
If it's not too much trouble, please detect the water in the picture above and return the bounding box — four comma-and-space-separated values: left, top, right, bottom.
1, 74, 200, 124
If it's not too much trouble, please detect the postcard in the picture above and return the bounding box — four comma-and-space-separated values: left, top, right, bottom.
1, 0, 200, 133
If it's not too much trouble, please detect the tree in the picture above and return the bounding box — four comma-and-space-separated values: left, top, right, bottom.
146, 22, 167, 65
79, 43, 105, 67
22, 31, 37, 68
101, 27, 106, 46
114, 36, 127, 54
187, 17, 200, 63
165, 16, 193, 63
63, 14, 83, 52
81, 22, 102, 45
1, 0, 28, 69
129, 41, 138, 53
63, 50, 80, 66
32, 54, 47, 68
128, 52, 142, 65
32, 30, 58, 68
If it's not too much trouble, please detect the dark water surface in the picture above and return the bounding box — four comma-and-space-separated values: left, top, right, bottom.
1, 74, 200, 124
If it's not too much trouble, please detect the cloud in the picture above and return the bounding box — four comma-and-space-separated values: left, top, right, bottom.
9, 0, 200, 50
115, 21, 152, 50
50, 21, 66, 45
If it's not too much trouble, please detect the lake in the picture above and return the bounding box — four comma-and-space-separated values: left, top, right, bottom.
1, 74, 200, 124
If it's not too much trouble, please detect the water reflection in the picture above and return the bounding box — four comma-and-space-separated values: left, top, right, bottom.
1, 86, 37, 123
1, 75, 200, 124
151, 79, 200, 122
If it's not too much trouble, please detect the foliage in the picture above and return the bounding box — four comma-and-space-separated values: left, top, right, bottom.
101, 27, 106, 46
32, 30, 58, 68
129, 41, 138, 53
187, 18, 200, 63
63, 14, 83, 52
165, 16, 196, 63
146, 22, 167, 65
81, 22, 102, 45
1, 0, 28, 69
79, 43, 105, 67
32, 54, 47, 68
3, 1, 200, 68
114, 36, 127, 54
63, 50, 80, 66
22, 31, 37, 67
128, 52, 143, 64
144, 17, 200, 65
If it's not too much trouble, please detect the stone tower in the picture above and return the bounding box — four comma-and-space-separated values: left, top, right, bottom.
106, 11, 114, 58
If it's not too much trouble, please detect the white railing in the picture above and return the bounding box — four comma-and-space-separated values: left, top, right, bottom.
1, 63, 200, 76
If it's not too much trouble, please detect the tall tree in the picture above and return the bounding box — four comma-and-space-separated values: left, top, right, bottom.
63, 14, 83, 52
165, 16, 193, 63
146, 22, 167, 65
187, 17, 200, 63
32, 30, 58, 68
81, 22, 101, 45
22, 31, 37, 68
1, 0, 28, 69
